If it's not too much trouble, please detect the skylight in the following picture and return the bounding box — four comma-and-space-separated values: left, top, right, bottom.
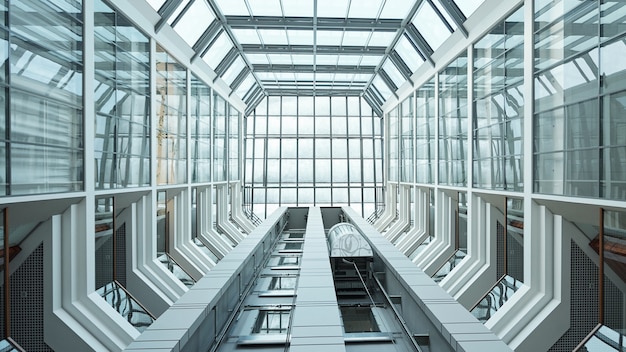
149, 0, 486, 114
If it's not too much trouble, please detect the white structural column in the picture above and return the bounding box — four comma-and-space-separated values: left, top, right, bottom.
125, 195, 179, 317
289, 207, 346, 352
386, 185, 412, 243
375, 183, 398, 232
487, 203, 569, 351
168, 190, 213, 280
196, 186, 232, 260
215, 184, 245, 244
397, 186, 430, 256
416, 190, 456, 273
229, 182, 256, 233
445, 194, 500, 308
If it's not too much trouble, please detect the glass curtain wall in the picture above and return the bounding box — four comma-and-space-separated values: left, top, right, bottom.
534, 0, 626, 200
155, 45, 187, 185
473, 7, 524, 191
213, 93, 227, 182
229, 105, 240, 181
94, 0, 150, 189
400, 95, 414, 183
415, 78, 436, 184
245, 96, 383, 219
438, 53, 468, 186
190, 75, 211, 183
388, 106, 399, 183
1, 0, 84, 195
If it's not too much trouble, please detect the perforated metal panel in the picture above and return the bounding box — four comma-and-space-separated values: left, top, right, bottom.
116, 223, 127, 287
507, 232, 524, 283
549, 241, 599, 351
497, 221, 505, 279
10, 244, 53, 351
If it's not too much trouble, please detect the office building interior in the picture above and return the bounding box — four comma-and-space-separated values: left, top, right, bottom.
0, 0, 624, 351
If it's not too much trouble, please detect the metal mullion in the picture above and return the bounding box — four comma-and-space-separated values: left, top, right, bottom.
225, 15, 402, 30
229, 67, 250, 91
240, 44, 387, 55
359, 99, 365, 217
437, 0, 468, 37
214, 47, 239, 78
599, 208, 604, 324
377, 69, 399, 98
296, 97, 299, 206
313, 97, 316, 205
329, 97, 333, 206
389, 51, 414, 82
278, 97, 283, 207
345, 97, 350, 207
4, 208, 9, 338
263, 101, 269, 218
405, 24, 435, 65
155, 0, 185, 33
191, 20, 223, 58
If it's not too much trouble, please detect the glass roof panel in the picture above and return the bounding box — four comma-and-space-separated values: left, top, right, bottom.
281, 0, 313, 17
412, 1, 451, 51
317, 30, 344, 46
373, 75, 392, 98
368, 31, 397, 46
395, 35, 423, 72
336, 55, 362, 66
315, 73, 336, 81
360, 55, 384, 66
316, 55, 339, 65
267, 54, 293, 65
455, 0, 485, 18
342, 31, 370, 46
236, 74, 256, 96
232, 28, 261, 45
334, 73, 355, 81
256, 72, 276, 80
147, 0, 166, 12
274, 72, 296, 81
383, 59, 406, 87
248, 0, 282, 16
259, 29, 288, 45
291, 54, 314, 65
167, 0, 191, 25
316, 0, 349, 18
379, 0, 414, 19
432, 0, 457, 31
247, 54, 270, 65
173, 0, 215, 47
287, 30, 314, 45
215, 0, 249, 15
348, 0, 383, 18
221, 56, 246, 85
202, 32, 233, 69
352, 74, 372, 82
294, 72, 315, 81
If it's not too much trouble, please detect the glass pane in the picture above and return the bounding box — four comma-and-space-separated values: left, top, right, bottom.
412, 1, 451, 51
173, 1, 215, 47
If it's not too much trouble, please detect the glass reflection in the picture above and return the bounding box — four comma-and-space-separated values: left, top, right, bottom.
470, 274, 522, 323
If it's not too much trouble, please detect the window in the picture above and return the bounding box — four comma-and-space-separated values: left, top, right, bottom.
252, 310, 290, 334
268, 276, 297, 290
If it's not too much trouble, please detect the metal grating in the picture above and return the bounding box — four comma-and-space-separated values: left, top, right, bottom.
10, 244, 53, 351
95, 231, 113, 290
496, 221, 505, 279
115, 223, 127, 287
507, 232, 524, 283
549, 241, 599, 351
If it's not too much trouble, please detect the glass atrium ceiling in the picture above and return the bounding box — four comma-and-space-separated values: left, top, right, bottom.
147, 0, 486, 115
